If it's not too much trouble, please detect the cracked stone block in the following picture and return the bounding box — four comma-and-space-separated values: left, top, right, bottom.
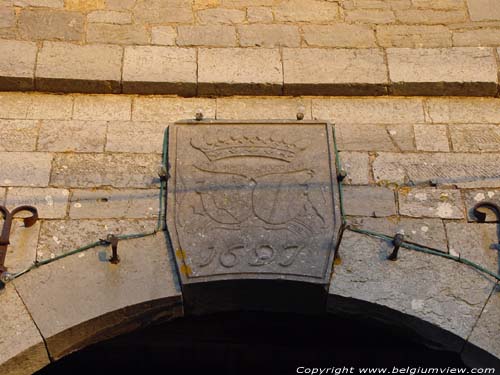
398, 188, 464, 219
0, 285, 49, 375
449, 124, 500, 152
283, 48, 388, 96
14, 233, 182, 360
303, 24, 376, 48
446, 222, 498, 276
376, 25, 451, 48
348, 216, 448, 250
312, 98, 424, 124
69, 188, 159, 219
36, 219, 156, 261
0, 120, 38, 152
50, 153, 160, 188
19, 8, 84, 41
329, 231, 496, 352
216, 97, 311, 120
462, 286, 500, 368
336, 124, 415, 152
198, 48, 283, 95
106, 121, 167, 154
425, 98, 500, 124
414, 124, 449, 152
343, 185, 396, 217
73, 95, 131, 121
0, 40, 37, 91
5, 187, 69, 219
0, 152, 52, 187
38, 120, 107, 152
238, 24, 300, 47
132, 97, 216, 122
387, 47, 498, 96
338, 152, 370, 185
122, 46, 197, 95
36, 42, 122, 93
373, 153, 500, 188
464, 189, 500, 222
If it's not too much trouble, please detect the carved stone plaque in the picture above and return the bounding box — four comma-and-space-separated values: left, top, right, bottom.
166, 121, 341, 313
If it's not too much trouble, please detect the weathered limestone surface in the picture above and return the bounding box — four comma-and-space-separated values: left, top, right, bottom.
36, 42, 122, 93
38, 120, 107, 152
449, 124, 500, 152
343, 186, 396, 217
387, 47, 498, 96
132, 97, 216, 122
106, 121, 167, 153
198, 48, 282, 95
2, 220, 40, 274
5, 187, 69, 218
122, 46, 197, 95
283, 48, 388, 95
0, 285, 49, 375
0, 40, 37, 91
73, 95, 131, 121
216, 97, 311, 120
14, 234, 182, 359
329, 231, 496, 351
414, 124, 449, 152
0, 120, 38, 152
398, 188, 464, 219
336, 124, 415, 152
338, 152, 370, 185
0, 152, 52, 187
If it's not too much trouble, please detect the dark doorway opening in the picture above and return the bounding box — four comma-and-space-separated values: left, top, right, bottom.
36, 311, 467, 375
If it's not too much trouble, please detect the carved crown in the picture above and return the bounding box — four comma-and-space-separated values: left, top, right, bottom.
190, 135, 306, 162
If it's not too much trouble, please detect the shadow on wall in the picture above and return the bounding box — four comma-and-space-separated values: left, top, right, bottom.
36, 311, 472, 375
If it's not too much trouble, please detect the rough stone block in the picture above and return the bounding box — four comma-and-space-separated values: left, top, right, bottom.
302, 24, 376, 48
151, 26, 176, 46
274, 0, 339, 22
36, 42, 122, 93
449, 124, 500, 152
0, 120, 38, 152
345, 9, 395, 23
0, 40, 37, 91
399, 188, 464, 219
197, 8, 245, 24
37, 219, 155, 260
133, 0, 193, 23
283, 48, 388, 96
14, 234, 182, 359
26, 94, 73, 119
0, 285, 49, 375
19, 8, 84, 41
336, 124, 415, 152
87, 10, 131, 24
395, 9, 466, 24
446, 222, 498, 273
105, 0, 135, 9
14, 0, 64, 7
177, 25, 236, 47
343, 185, 396, 217
373, 153, 500, 188
69, 188, 159, 219
414, 124, 449, 152
387, 47, 498, 96
312, 98, 425, 124
0, 152, 52, 187
411, 0, 463, 9
73, 95, 131, 121
329, 231, 495, 351
239, 24, 300, 47
338, 152, 370, 185
377, 25, 452, 48
425, 98, 500, 124
453, 29, 500, 47
464, 189, 500, 222
466, 0, 500, 21
6, 187, 69, 219
0, 5, 15, 28
122, 46, 197, 95
216, 97, 311, 120
106, 121, 167, 153
348, 216, 448, 250
50, 153, 160, 188
198, 48, 282, 95
246, 7, 273, 23
2, 220, 40, 274
222, 0, 272, 6
38, 120, 106, 152
64, 0, 105, 11
86, 23, 149, 45
132, 97, 216, 122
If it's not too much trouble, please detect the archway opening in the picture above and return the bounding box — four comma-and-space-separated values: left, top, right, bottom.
36, 311, 467, 375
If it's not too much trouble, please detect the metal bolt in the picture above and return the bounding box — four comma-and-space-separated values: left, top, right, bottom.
195, 108, 204, 121
337, 170, 347, 182
107, 234, 120, 264
158, 164, 168, 181
296, 105, 305, 120
388, 233, 404, 261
